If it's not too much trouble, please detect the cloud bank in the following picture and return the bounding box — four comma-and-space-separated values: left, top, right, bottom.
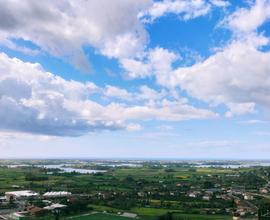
0, 53, 216, 136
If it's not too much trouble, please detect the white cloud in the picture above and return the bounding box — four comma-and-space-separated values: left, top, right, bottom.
102, 84, 167, 102
0, 53, 216, 136
100, 32, 147, 60
140, 0, 212, 23
159, 0, 270, 117
121, 47, 180, 80
239, 119, 268, 124
224, 0, 270, 33
138, 85, 167, 101
157, 125, 174, 131
121, 35, 270, 118
187, 139, 243, 148
0, 0, 151, 71
0, 131, 56, 141
157, 35, 270, 117
127, 123, 142, 132
0, 0, 221, 72
210, 0, 230, 8
0, 38, 40, 56
118, 1, 270, 118
225, 102, 256, 118
117, 99, 217, 121
121, 58, 152, 78
0, 53, 126, 136
104, 85, 133, 101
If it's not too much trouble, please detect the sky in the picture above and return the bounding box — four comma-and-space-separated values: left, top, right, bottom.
1, 0, 270, 159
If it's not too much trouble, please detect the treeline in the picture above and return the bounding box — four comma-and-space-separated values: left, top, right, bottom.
25, 173, 48, 181
158, 212, 190, 220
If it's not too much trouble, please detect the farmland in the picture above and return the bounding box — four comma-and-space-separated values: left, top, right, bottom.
0, 159, 270, 219
70, 213, 132, 220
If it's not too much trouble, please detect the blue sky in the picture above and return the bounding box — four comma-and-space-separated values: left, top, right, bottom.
1, 0, 270, 159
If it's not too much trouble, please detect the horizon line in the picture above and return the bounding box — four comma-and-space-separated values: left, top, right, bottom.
1, 157, 270, 161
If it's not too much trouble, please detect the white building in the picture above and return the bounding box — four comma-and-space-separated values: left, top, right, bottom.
188, 192, 197, 198
122, 212, 137, 218
0, 196, 7, 203
202, 195, 211, 201
5, 190, 38, 201
188, 191, 200, 198
243, 193, 254, 200
44, 203, 67, 210
43, 191, 71, 198
260, 188, 269, 194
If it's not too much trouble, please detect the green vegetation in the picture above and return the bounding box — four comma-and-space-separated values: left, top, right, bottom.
70, 213, 133, 220
0, 160, 270, 219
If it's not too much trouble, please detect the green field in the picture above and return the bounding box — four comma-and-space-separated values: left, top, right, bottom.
172, 213, 231, 220
69, 212, 230, 220
0, 160, 265, 220
70, 213, 133, 220
131, 207, 231, 220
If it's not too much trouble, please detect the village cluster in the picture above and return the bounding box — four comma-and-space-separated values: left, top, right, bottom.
1, 160, 270, 220
0, 190, 71, 219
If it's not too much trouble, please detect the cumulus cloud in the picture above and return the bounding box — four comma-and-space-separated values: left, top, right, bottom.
120, 1, 270, 118
157, 125, 174, 131
167, 35, 270, 116
224, 0, 270, 33
158, 1, 270, 117
0, 131, 56, 142
121, 37, 270, 117
187, 139, 243, 148
210, 0, 230, 8
0, 53, 126, 136
121, 47, 179, 80
0, 0, 225, 72
140, 0, 212, 23
127, 123, 142, 132
138, 85, 167, 101
0, 53, 216, 136
238, 119, 268, 124
0, 0, 151, 71
103, 84, 167, 102
104, 85, 133, 101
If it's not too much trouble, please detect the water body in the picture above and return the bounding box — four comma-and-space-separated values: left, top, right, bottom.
194, 161, 270, 168
96, 163, 142, 168
36, 164, 107, 174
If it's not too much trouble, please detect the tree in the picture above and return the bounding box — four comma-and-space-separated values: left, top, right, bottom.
158, 212, 173, 220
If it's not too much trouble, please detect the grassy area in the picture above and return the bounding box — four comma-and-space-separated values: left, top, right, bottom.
88, 204, 122, 213
131, 207, 231, 220
69, 213, 133, 220
0, 163, 261, 220
131, 207, 174, 216
173, 213, 231, 220
0, 165, 238, 194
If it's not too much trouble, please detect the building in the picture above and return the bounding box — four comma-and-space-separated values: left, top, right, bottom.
243, 193, 254, 200
26, 206, 46, 216
260, 188, 269, 194
0, 196, 7, 203
11, 211, 29, 220
43, 191, 71, 198
188, 192, 197, 198
11, 206, 46, 220
203, 195, 211, 201
5, 190, 38, 201
188, 191, 201, 198
122, 212, 137, 218
232, 212, 241, 220
44, 203, 67, 210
